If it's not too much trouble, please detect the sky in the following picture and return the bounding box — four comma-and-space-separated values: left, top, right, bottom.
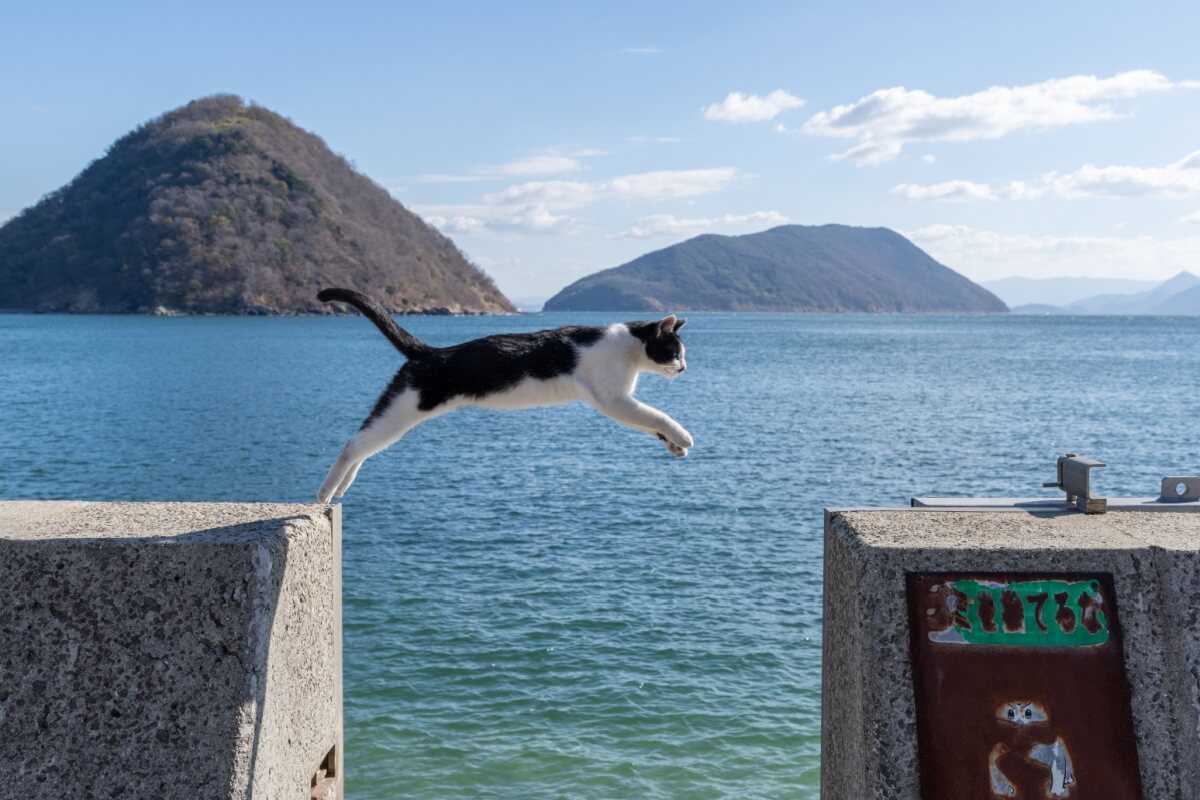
3, 1, 1200, 300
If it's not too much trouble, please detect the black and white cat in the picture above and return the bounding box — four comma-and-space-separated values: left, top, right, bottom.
316, 288, 694, 502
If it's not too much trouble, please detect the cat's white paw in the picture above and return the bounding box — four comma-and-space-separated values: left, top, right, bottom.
664, 440, 688, 458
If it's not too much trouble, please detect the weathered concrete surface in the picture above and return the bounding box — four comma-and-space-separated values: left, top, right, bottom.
822, 509, 1200, 800
0, 501, 342, 800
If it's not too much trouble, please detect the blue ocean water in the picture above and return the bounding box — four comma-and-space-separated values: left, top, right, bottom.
2, 312, 1198, 799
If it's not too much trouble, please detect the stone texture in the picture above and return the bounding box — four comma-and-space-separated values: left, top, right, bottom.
1138, 520, 1200, 796
0, 501, 342, 800
822, 508, 1200, 800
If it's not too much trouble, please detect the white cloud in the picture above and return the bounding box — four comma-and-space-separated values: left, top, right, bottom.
485, 168, 740, 209
921, 154, 937, 164
892, 180, 997, 202
614, 210, 789, 239
906, 223, 1200, 281
895, 149, 1200, 202
414, 148, 603, 184
801, 70, 1188, 165
704, 90, 806, 123
419, 204, 582, 236
621, 46, 661, 55
1047, 149, 1200, 198
1001, 181, 1046, 200
1181, 210, 1200, 225
893, 179, 1046, 202
416, 167, 741, 237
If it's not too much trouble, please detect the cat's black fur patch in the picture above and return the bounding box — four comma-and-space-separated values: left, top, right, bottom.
628, 320, 686, 365
364, 325, 607, 422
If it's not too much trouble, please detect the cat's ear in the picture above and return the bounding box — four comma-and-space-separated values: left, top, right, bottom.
657, 315, 677, 335
673, 318, 687, 332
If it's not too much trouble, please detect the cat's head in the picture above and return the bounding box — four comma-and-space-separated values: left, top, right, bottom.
629, 315, 688, 377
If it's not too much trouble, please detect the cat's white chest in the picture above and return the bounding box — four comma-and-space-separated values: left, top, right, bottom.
471, 374, 583, 410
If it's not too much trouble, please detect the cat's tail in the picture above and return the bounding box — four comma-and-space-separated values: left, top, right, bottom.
317, 288, 430, 359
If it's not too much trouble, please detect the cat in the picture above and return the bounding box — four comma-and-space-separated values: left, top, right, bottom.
316, 288, 694, 503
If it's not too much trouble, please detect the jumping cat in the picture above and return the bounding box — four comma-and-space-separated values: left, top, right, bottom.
316, 288, 694, 502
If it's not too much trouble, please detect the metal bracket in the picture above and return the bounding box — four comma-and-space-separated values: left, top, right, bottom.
1159, 476, 1200, 503
1043, 453, 1107, 514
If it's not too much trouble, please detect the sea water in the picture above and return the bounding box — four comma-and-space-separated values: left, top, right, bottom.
2, 312, 1198, 799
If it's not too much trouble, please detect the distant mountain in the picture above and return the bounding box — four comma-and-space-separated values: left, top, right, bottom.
0, 95, 514, 315
983, 276, 1158, 308
1152, 284, 1200, 315
1064, 271, 1200, 314
1011, 271, 1200, 316
544, 224, 1006, 313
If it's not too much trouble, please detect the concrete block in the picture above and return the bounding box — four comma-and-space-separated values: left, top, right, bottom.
822, 508, 1200, 800
0, 501, 343, 800
1139, 519, 1200, 794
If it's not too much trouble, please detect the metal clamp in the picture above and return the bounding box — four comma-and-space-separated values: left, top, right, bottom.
1043, 453, 1107, 514
1159, 476, 1200, 503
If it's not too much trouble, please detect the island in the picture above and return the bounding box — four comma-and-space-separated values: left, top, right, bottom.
0, 95, 514, 315
544, 224, 1006, 313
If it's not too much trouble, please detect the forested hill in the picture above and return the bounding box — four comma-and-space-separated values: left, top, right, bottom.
544, 224, 1006, 313
0, 95, 514, 314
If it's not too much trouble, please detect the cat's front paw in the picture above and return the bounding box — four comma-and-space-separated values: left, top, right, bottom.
673, 428, 694, 450
665, 441, 688, 458
656, 433, 687, 457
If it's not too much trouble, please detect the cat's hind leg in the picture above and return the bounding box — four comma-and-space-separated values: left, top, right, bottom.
319, 432, 385, 502
318, 436, 369, 503
318, 390, 433, 502
334, 461, 363, 498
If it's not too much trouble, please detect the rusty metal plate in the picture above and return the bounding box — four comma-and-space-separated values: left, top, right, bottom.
906, 572, 1142, 800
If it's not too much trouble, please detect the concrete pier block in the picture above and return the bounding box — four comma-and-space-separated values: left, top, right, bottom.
822, 508, 1200, 800
0, 501, 343, 800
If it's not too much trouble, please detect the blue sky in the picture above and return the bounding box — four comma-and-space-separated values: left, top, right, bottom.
3, 1, 1200, 298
